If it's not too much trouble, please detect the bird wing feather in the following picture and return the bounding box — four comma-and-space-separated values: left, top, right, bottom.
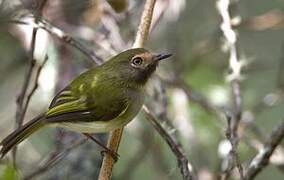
45, 83, 128, 123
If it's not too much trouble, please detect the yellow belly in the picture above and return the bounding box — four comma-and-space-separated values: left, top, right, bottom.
55, 99, 143, 133
57, 117, 131, 133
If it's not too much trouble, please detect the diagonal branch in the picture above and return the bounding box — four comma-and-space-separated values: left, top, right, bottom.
244, 120, 284, 180
6, 18, 103, 65
143, 105, 196, 180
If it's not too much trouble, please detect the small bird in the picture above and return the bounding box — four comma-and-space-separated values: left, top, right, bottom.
0, 48, 171, 158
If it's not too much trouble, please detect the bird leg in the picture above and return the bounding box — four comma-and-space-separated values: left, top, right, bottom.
82, 133, 119, 162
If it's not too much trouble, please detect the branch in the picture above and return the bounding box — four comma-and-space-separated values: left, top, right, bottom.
132, 0, 156, 48
98, 1, 157, 179
98, 128, 123, 180
6, 18, 103, 65
216, 0, 244, 178
222, 112, 244, 180
143, 105, 196, 180
244, 120, 284, 180
33, 18, 104, 65
21, 55, 48, 131
12, 0, 47, 166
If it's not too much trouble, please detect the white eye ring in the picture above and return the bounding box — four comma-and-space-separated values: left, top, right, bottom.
131, 57, 143, 67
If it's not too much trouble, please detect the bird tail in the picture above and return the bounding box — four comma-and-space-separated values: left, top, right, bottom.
0, 113, 46, 158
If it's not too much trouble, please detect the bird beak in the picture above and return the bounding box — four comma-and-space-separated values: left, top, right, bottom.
154, 53, 172, 61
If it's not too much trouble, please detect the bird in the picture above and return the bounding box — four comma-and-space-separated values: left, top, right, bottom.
0, 48, 172, 158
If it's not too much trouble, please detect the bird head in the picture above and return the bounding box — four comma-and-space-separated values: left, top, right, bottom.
103, 48, 172, 85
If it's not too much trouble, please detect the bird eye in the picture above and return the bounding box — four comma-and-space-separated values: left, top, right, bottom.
131, 57, 143, 67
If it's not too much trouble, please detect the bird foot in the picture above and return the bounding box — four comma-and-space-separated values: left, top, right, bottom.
101, 149, 120, 162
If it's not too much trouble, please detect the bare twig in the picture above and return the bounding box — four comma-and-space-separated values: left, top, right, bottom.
6, 18, 103, 65
216, 0, 244, 179
98, 1, 157, 179
13, 0, 47, 166
21, 55, 48, 130
35, 18, 104, 65
15, 27, 35, 127
244, 121, 284, 179
222, 112, 244, 180
23, 139, 87, 180
143, 105, 196, 180
149, 0, 169, 32
132, 0, 156, 48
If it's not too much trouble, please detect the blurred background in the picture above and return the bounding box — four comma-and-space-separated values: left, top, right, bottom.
0, 0, 284, 179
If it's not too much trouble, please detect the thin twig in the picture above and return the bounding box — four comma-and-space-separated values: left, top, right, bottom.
132, 0, 156, 48
23, 139, 87, 180
143, 105, 196, 180
21, 55, 48, 129
12, 55, 48, 165
6, 18, 103, 65
36, 18, 104, 65
13, 0, 47, 166
222, 112, 244, 180
149, 0, 169, 32
98, 1, 157, 179
216, 0, 244, 179
244, 120, 284, 180
15, 19, 38, 128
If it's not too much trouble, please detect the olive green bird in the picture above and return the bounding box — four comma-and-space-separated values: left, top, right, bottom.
0, 48, 171, 158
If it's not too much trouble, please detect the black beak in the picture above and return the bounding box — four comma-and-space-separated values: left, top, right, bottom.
154, 53, 172, 61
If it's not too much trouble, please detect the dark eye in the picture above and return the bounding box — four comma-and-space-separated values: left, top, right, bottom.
131, 57, 143, 66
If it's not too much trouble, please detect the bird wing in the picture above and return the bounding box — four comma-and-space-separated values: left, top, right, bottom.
45, 85, 128, 123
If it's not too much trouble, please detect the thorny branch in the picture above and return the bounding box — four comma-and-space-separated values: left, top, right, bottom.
12, 0, 48, 166
244, 120, 284, 179
164, 67, 284, 180
216, 0, 244, 179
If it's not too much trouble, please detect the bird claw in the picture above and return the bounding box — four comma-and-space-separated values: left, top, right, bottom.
100, 150, 120, 162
